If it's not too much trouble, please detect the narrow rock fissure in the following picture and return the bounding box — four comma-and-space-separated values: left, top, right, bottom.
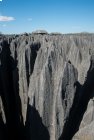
59, 59, 94, 140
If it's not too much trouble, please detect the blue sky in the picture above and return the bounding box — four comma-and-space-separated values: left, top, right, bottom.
0, 0, 94, 34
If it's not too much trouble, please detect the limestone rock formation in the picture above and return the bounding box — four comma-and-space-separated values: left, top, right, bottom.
0, 33, 94, 140
32, 30, 48, 35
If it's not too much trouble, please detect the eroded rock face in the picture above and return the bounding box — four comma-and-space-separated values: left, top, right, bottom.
0, 33, 94, 140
